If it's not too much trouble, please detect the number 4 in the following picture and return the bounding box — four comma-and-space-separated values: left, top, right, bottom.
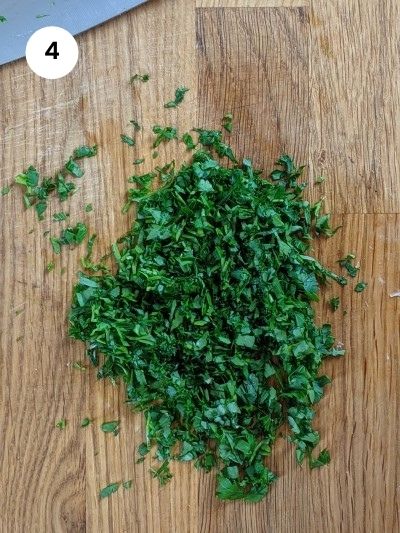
45, 41, 59, 59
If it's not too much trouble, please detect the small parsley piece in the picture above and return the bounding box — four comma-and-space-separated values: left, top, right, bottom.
354, 281, 367, 293
99, 483, 120, 499
130, 73, 149, 83
65, 158, 84, 178
181, 132, 196, 150
315, 175, 326, 184
53, 211, 69, 222
85, 203, 93, 213
46, 261, 55, 272
72, 361, 87, 371
152, 151, 159, 159
150, 461, 173, 485
56, 419, 67, 430
222, 112, 233, 133
152, 125, 178, 148
130, 120, 141, 131
133, 158, 145, 165
56, 174, 76, 201
309, 449, 331, 469
122, 480, 133, 490
164, 86, 189, 108
100, 420, 120, 436
73, 145, 97, 159
121, 134, 135, 147
329, 297, 340, 311
0, 16, 7, 22
338, 254, 359, 278
1, 185, 11, 196
50, 222, 88, 254
36, 14, 49, 18
81, 417, 92, 427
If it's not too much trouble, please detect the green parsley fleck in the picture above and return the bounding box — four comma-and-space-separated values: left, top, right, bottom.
122, 480, 133, 490
338, 254, 359, 278
46, 261, 55, 272
85, 203, 93, 213
72, 361, 87, 371
164, 86, 189, 108
315, 175, 326, 184
354, 281, 367, 293
130, 73, 149, 83
65, 158, 84, 178
0, 16, 7, 23
53, 211, 69, 222
121, 134, 135, 147
329, 297, 340, 311
35, 14, 49, 18
100, 420, 120, 436
152, 125, 178, 148
181, 132, 196, 150
50, 222, 88, 254
222, 112, 233, 133
81, 417, 92, 427
73, 145, 97, 159
152, 151, 159, 159
99, 482, 120, 499
1, 185, 11, 196
130, 120, 141, 131
309, 449, 331, 469
150, 461, 173, 485
133, 158, 145, 165
56, 419, 67, 430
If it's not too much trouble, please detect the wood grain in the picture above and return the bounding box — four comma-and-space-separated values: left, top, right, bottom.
0, 0, 399, 532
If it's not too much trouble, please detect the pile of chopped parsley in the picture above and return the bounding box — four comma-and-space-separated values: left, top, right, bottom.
69, 134, 348, 502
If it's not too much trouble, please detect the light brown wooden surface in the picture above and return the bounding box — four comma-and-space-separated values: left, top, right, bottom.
0, 1, 398, 532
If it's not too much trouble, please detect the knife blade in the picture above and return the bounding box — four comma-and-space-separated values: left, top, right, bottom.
0, 0, 148, 66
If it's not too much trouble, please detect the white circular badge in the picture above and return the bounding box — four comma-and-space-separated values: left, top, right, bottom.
26, 26, 79, 79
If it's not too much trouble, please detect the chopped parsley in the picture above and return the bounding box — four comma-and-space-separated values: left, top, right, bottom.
55, 419, 67, 430
152, 125, 178, 148
164, 86, 189, 108
99, 483, 120, 499
50, 222, 88, 254
85, 203, 93, 213
354, 281, 367, 293
130, 73, 149, 83
53, 211, 69, 222
338, 254, 359, 278
1, 185, 11, 196
70, 140, 348, 502
130, 120, 141, 131
121, 134, 135, 147
100, 420, 120, 436
73, 145, 97, 159
46, 261, 55, 272
65, 158, 84, 178
329, 297, 340, 311
0, 16, 7, 23
222, 113, 233, 133
133, 158, 145, 165
181, 132, 196, 150
14, 146, 96, 219
81, 417, 92, 427
72, 361, 87, 371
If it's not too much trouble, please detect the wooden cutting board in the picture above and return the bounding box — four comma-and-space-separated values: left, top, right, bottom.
0, 0, 398, 531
